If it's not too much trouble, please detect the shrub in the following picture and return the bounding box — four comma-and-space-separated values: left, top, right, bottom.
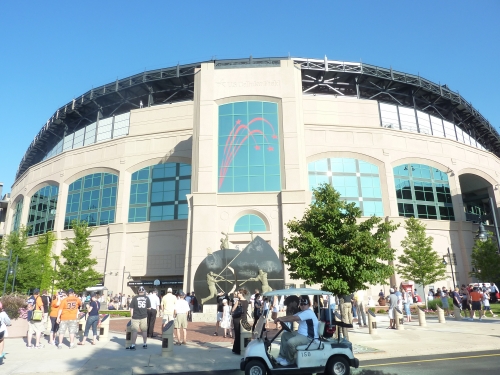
0, 294, 28, 320
368, 308, 376, 314
377, 309, 386, 314
427, 298, 453, 311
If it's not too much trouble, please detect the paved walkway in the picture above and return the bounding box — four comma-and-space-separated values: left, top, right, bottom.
1, 315, 500, 374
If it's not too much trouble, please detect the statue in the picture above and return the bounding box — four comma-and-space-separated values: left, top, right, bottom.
247, 269, 273, 293
201, 271, 227, 304
220, 232, 229, 250
249, 230, 254, 242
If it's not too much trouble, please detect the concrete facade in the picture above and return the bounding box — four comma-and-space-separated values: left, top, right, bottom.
5, 59, 500, 298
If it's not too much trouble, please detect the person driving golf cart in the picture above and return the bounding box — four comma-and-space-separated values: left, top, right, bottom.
273, 295, 318, 366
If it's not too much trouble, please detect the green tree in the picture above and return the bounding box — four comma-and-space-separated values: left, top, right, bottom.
1, 226, 44, 294
32, 231, 57, 292
56, 221, 102, 293
469, 234, 500, 284
280, 183, 399, 295
397, 217, 447, 307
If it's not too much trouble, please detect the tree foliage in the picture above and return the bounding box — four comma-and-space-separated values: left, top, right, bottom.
280, 183, 398, 295
397, 217, 447, 306
56, 221, 102, 293
469, 234, 500, 283
32, 232, 57, 292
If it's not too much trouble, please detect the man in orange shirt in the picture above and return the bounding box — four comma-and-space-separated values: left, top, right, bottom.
27, 288, 45, 349
469, 287, 483, 321
56, 288, 82, 349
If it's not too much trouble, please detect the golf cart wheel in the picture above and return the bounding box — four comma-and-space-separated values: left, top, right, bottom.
326, 355, 350, 375
245, 359, 267, 375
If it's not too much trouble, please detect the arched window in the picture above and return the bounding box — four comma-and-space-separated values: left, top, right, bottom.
27, 185, 59, 236
65, 173, 118, 229
11, 198, 23, 232
129, 163, 191, 222
218, 101, 281, 193
234, 214, 267, 232
308, 158, 384, 217
394, 163, 454, 220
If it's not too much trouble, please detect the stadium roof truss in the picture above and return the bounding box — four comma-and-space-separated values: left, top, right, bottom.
16, 57, 499, 181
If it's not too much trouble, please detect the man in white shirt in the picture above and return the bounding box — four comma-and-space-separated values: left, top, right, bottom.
161, 288, 177, 326
147, 290, 160, 338
173, 291, 190, 345
274, 295, 318, 366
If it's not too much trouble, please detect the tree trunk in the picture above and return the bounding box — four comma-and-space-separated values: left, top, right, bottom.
423, 283, 427, 308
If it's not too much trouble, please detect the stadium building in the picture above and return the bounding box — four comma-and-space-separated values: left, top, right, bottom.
5, 56, 500, 298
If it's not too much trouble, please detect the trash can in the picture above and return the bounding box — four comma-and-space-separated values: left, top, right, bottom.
395, 308, 404, 330
240, 320, 252, 354
161, 321, 175, 357
125, 321, 132, 348
98, 314, 110, 342
367, 310, 377, 334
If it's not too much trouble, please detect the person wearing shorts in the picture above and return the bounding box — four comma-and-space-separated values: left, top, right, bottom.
49, 293, 62, 345
469, 287, 482, 321
174, 291, 190, 345
161, 288, 177, 327
127, 286, 151, 350
481, 291, 496, 318
57, 288, 82, 349
27, 288, 45, 349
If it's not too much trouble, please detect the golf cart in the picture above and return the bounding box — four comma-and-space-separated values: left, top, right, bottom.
240, 288, 359, 375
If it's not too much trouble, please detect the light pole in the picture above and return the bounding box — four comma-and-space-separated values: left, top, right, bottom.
1, 250, 13, 296
121, 267, 131, 309
442, 247, 456, 287
11, 255, 19, 293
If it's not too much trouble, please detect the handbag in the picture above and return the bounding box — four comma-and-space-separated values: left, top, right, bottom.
232, 305, 242, 319
31, 297, 43, 321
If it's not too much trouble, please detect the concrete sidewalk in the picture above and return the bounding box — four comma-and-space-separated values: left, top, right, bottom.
1, 315, 499, 374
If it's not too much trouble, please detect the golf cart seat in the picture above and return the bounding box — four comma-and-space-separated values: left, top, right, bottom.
296, 321, 325, 351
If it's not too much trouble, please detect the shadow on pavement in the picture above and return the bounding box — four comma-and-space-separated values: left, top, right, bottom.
354, 370, 397, 375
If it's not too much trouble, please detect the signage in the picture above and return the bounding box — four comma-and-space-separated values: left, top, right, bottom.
95, 278, 104, 287
127, 280, 183, 287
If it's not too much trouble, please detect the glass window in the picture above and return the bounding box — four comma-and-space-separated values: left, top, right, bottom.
11, 198, 24, 232
393, 163, 454, 221
27, 185, 59, 236
64, 173, 118, 229
128, 163, 191, 223
234, 214, 267, 232
308, 158, 384, 217
218, 101, 281, 193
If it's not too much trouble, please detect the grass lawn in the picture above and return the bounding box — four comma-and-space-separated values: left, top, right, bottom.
490, 304, 500, 315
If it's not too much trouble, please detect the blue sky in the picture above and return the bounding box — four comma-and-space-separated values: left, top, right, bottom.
1, 1, 499, 194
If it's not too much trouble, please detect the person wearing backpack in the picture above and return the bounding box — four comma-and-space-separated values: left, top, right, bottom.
0, 301, 12, 359
27, 288, 45, 349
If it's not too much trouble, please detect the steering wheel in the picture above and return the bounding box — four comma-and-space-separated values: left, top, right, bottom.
279, 320, 292, 332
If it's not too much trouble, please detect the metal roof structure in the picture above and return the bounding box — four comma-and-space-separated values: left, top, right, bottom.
16, 56, 498, 181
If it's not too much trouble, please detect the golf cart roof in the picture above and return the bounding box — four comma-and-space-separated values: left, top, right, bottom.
263, 288, 332, 297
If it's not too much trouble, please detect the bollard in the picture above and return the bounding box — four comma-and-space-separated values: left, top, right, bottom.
161, 321, 175, 357
125, 321, 132, 348
367, 310, 377, 335
78, 312, 87, 339
394, 308, 404, 330
98, 314, 110, 342
417, 306, 427, 326
437, 306, 446, 323
453, 305, 462, 321
240, 320, 252, 355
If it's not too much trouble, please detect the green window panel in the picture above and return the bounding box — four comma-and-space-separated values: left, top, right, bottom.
128, 163, 191, 223
64, 173, 118, 229
11, 198, 24, 232
308, 158, 384, 217
27, 185, 59, 236
218, 101, 281, 193
394, 163, 454, 221
234, 214, 267, 232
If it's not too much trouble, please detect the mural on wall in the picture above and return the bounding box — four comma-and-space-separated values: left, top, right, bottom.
218, 101, 281, 193
194, 236, 284, 304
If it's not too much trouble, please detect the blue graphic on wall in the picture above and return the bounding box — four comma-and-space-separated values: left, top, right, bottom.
194, 236, 284, 304
218, 101, 281, 193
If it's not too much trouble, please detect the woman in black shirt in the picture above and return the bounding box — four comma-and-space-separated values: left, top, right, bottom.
232, 289, 249, 355
78, 293, 100, 345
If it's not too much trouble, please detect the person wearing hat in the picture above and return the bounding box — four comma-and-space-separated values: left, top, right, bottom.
161, 287, 177, 327
78, 292, 100, 345
173, 291, 190, 345
273, 295, 318, 366
127, 286, 151, 350
56, 288, 82, 349
27, 288, 45, 349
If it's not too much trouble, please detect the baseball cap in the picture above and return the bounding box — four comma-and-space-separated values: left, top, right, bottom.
33, 288, 40, 294
138, 286, 146, 293
167, 288, 172, 293
68, 288, 75, 294
390, 288, 395, 293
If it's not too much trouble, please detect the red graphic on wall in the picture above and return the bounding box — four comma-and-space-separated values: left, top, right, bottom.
219, 117, 278, 190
